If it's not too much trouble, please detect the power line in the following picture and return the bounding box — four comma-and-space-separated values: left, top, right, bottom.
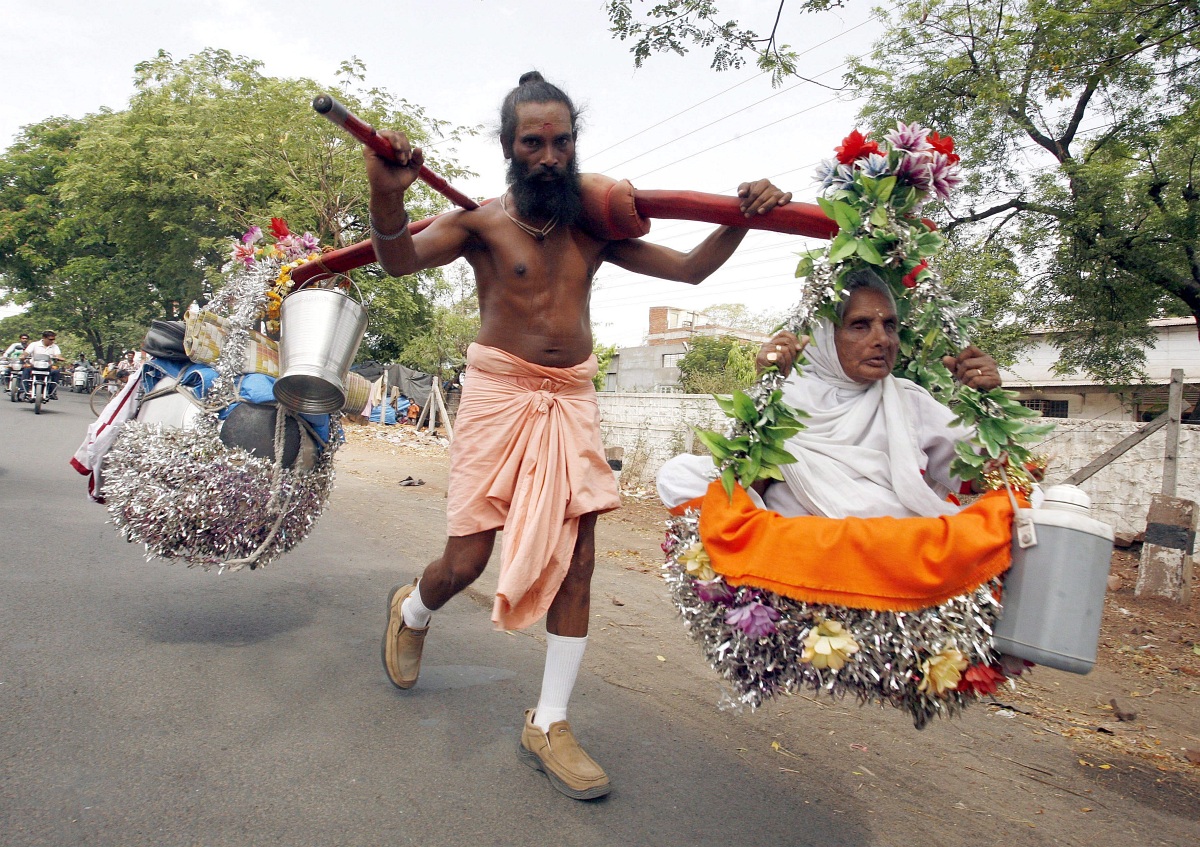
630, 95, 842, 182
588, 8, 890, 162
600, 75, 828, 173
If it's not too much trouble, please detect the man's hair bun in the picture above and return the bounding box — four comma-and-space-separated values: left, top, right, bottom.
519, 71, 544, 86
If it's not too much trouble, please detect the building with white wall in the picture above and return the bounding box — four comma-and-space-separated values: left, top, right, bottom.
604, 306, 770, 393
1000, 318, 1200, 421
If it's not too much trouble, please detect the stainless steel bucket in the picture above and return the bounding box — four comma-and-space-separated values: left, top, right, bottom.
273, 284, 368, 414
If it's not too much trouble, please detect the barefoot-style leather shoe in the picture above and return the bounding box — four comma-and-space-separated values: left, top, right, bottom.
517, 708, 611, 800
381, 580, 428, 689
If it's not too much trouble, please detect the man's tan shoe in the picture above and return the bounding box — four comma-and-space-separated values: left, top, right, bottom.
381, 580, 428, 689
518, 709, 611, 800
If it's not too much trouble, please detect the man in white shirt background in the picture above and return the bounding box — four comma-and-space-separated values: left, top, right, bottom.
20, 330, 64, 398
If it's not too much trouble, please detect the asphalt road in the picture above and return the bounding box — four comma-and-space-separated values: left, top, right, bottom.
0, 387, 871, 847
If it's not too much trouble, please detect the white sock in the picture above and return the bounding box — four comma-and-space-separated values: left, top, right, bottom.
533, 633, 587, 732
401, 582, 433, 629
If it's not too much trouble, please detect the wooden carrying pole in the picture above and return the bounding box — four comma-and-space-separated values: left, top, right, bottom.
292, 97, 838, 289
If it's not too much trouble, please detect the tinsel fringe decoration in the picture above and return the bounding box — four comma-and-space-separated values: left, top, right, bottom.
663, 511, 1007, 729
101, 258, 342, 571
104, 421, 338, 571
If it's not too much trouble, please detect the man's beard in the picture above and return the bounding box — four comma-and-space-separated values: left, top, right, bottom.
506, 156, 583, 225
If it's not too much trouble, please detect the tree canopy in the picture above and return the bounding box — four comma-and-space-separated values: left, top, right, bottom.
850, 0, 1200, 382
0, 50, 473, 362
677, 334, 758, 393
607, 0, 1200, 383
606, 0, 846, 86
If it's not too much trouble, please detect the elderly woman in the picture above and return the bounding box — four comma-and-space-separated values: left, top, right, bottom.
657, 269, 1002, 519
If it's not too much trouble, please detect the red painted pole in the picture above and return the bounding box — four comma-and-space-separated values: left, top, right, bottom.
312, 94, 478, 211
294, 98, 837, 287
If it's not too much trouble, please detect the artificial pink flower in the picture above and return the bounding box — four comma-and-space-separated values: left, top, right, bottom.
694, 578, 734, 604
276, 235, 307, 261
241, 225, 263, 245
835, 129, 880, 165
884, 121, 932, 154
725, 600, 780, 638
232, 242, 257, 268
893, 151, 933, 193
928, 153, 962, 201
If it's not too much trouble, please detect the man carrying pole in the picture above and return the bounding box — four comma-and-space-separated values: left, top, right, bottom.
367, 70, 790, 800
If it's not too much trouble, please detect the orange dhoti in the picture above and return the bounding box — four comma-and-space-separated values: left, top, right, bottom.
447, 343, 621, 631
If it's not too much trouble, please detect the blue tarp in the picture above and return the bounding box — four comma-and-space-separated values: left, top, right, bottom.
143, 357, 331, 443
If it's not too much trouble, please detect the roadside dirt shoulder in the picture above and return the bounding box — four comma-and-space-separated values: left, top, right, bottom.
338, 423, 1200, 837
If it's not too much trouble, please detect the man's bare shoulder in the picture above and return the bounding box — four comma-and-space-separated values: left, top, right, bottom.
437, 200, 507, 237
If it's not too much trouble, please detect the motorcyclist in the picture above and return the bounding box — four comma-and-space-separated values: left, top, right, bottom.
20, 331, 64, 398
3, 333, 29, 360
1, 334, 27, 393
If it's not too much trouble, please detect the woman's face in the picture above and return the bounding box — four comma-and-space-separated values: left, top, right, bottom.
834, 287, 899, 383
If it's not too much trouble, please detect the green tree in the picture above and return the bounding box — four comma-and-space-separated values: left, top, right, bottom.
934, 237, 1029, 368
849, 0, 1200, 383
698, 302, 782, 334
606, 0, 845, 85
0, 115, 161, 361
397, 264, 480, 375
609, 1, 1200, 383
678, 334, 758, 393
0, 49, 473, 362
592, 340, 619, 391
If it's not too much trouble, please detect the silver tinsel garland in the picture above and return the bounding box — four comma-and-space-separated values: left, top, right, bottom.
104, 421, 338, 570
101, 258, 342, 571
663, 511, 1008, 729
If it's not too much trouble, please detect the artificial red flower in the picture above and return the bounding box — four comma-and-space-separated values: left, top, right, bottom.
269, 217, 291, 239
927, 131, 960, 165
957, 662, 1006, 696
902, 259, 928, 288
835, 129, 881, 165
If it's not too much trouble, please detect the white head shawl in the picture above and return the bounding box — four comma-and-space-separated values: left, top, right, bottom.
772, 316, 961, 519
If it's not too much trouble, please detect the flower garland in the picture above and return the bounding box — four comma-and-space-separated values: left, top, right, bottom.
231, 218, 325, 336
667, 123, 1046, 725
662, 510, 1024, 728
103, 219, 342, 571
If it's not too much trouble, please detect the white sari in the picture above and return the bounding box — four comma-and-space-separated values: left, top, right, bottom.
657, 319, 967, 519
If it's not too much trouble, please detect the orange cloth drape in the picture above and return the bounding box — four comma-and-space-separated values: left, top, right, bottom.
447, 344, 620, 631
695, 481, 1017, 612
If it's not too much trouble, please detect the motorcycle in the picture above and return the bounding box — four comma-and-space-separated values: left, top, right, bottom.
5, 358, 23, 400
22, 353, 58, 414
72, 362, 93, 393
1, 359, 16, 395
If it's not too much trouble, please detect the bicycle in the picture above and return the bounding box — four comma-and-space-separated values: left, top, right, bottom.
90, 378, 123, 416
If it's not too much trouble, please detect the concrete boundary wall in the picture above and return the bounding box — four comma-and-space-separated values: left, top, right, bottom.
598, 392, 1200, 536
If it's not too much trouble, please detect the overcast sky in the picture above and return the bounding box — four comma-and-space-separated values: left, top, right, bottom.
2, 0, 882, 345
